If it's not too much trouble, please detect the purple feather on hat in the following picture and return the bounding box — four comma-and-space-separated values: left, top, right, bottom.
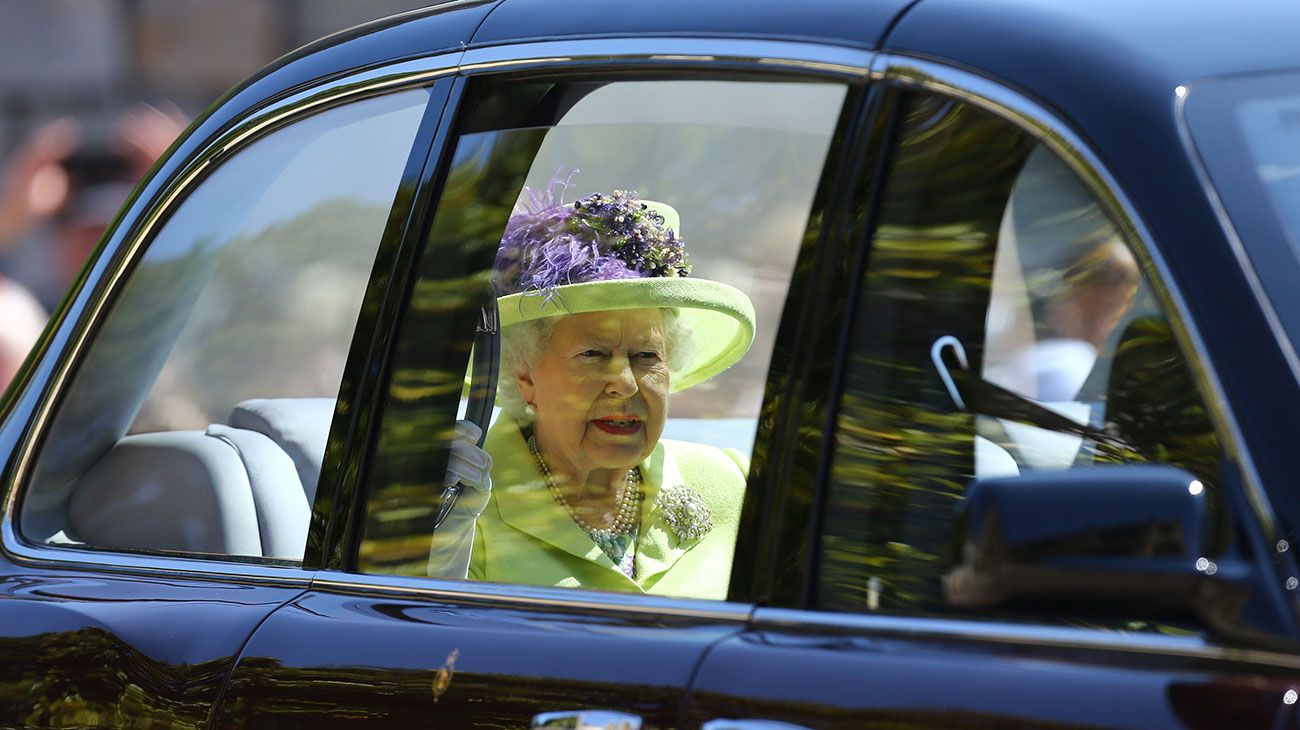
494, 170, 691, 301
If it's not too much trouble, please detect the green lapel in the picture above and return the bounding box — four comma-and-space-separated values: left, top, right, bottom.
484, 417, 708, 592
485, 417, 632, 584
633, 443, 705, 589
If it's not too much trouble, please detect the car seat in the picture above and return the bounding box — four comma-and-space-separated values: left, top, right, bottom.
67, 398, 335, 560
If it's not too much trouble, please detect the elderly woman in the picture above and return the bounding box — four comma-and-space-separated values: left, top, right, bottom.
445, 183, 755, 600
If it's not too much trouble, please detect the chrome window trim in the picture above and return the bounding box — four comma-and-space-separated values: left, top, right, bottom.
213, 57, 461, 157
754, 607, 1300, 671
1, 519, 315, 586
459, 38, 873, 79
1, 38, 870, 582
311, 571, 753, 622
876, 54, 1286, 568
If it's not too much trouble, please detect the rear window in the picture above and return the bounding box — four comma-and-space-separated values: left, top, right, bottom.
1183, 70, 1300, 357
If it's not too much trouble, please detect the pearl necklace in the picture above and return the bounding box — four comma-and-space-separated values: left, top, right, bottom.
527, 435, 641, 538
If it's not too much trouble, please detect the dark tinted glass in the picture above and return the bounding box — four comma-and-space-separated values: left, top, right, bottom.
1184, 71, 1300, 358
820, 93, 1234, 631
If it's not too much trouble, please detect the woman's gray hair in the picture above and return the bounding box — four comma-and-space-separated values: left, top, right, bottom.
498, 309, 694, 426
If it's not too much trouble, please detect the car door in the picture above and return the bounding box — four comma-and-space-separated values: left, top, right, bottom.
683, 63, 1300, 730
0, 72, 452, 726
212, 39, 872, 728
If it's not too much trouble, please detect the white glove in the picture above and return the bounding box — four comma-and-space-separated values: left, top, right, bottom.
427, 420, 493, 579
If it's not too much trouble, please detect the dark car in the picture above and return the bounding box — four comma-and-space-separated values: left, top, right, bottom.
3, 0, 1300, 727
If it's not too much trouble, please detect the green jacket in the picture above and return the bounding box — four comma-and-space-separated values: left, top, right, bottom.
469, 416, 748, 600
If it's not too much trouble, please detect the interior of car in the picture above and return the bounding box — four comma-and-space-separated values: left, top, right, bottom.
19, 78, 840, 574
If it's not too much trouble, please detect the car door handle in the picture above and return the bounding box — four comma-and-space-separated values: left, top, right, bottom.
701, 720, 813, 730
532, 709, 642, 729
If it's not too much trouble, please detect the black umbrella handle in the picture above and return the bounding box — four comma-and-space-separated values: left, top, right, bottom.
434, 284, 499, 531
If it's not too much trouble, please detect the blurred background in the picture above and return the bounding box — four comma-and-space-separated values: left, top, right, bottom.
0, 0, 439, 387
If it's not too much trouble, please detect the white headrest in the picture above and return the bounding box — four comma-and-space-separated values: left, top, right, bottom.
227, 398, 334, 501
69, 431, 263, 556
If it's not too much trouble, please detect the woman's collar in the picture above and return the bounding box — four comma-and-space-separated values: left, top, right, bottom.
483, 415, 704, 589
484, 416, 615, 570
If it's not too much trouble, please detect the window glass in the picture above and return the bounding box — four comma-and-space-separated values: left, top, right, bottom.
1183, 72, 1300, 390
979, 146, 1157, 469
359, 78, 847, 603
820, 94, 1232, 630
1234, 96, 1300, 271
21, 89, 431, 561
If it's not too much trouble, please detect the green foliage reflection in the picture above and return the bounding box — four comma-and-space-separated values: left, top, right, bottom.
359, 130, 544, 574
821, 94, 1227, 626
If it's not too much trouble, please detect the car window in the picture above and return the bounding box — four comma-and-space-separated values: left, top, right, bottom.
358, 77, 849, 602
20, 89, 433, 562
819, 93, 1235, 632
1183, 71, 1300, 362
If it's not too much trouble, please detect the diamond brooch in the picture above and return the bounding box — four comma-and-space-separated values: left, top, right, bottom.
654, 484, 713, 542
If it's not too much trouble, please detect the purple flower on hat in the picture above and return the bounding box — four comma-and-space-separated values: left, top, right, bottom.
494, 171, 691, 300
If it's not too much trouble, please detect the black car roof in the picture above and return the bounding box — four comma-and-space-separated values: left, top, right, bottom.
471, 0, 907, 49
887, 0, 1300, 108
193, 0, 1300, 150
469, 0, 1300, 86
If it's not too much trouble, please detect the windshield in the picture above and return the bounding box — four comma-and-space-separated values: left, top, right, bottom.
1184, 70, 1300, 350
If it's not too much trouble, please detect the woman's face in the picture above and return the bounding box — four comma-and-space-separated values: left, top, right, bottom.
516, 308, 669, 481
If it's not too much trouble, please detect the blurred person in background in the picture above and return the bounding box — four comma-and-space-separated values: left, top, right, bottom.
0, 103, 186, 391
0, 275, 46, 390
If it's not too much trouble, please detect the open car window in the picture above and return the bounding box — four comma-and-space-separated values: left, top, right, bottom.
19, 89, 433, 562
358, 76, 849, 602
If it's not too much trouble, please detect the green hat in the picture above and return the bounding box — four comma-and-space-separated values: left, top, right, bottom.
494, 184, 755, 391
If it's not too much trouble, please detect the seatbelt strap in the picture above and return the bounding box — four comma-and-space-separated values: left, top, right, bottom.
937, 347, 1129, 453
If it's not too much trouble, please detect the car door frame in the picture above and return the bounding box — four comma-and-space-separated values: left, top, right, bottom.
681, 54, 1300, 730
804, 54, 1300, 635
310, 35, 883, 588
208, 36, 883, 730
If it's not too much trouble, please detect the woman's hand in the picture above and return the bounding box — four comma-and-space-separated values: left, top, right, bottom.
444, 419, 493, 512
427, 420, 493, 578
